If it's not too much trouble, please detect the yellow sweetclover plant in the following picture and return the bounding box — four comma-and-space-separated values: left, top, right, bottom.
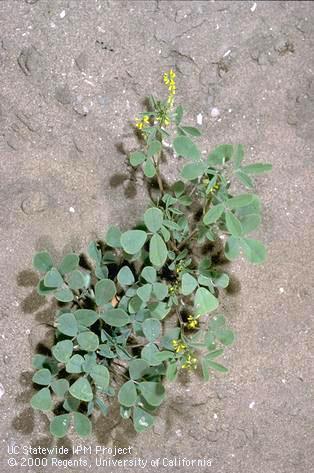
31, 70, 272, 438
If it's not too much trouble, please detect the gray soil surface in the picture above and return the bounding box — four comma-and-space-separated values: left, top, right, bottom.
0, 1, 313, 472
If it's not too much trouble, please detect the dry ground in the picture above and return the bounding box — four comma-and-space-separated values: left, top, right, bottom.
0, 1, 313, 472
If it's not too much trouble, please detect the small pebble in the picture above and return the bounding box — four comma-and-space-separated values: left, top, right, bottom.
69, 207, 75, 213
60, 10, 66, 19
0, 383, 5, 400
211, 107, 220, 118
197, 113, 203, 125
251, 2, 257, 12
249, 401, 255, 409
279, 287, 284, 293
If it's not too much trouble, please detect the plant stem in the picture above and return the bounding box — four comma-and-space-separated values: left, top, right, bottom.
177, 227, 198, 250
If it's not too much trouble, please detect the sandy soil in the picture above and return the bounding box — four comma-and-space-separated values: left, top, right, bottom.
0, 1, 313, 472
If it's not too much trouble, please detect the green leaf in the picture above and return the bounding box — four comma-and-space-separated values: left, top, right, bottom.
101, 308, 130, 327
242, 163, 272, 174
233, 144, 244, 168
149, 234, 168, 267
227, 194, 255, 209
209, 314, 226, 330
67, 270, 85, 290
50, 414, 70, 438
63, 395, 80, 412
55, 288, 73, 302
139, 382, 165, 406
144, 207, 163, 233
117, 266, 135, 286
137, 283, 152, 302
37, 279, 56, 296
195, 287, 219, 315
128, 295, 143, 314
120, 405, 132, 419
181, 162, 207, 180
57, 313, 78, 337
87, 241, 102, 264
180, 126, 202, 137
95, 398, 109, 416
44, 268, 63, 288
82, 352, 97, 374
69, 377, 93, 402
215, 328, 235, 346
201, 358, 210, 381
133, 406, 155, 432
212, 272, 230, 288
235, 169, 254, 188
59, 253, 79, 275
166, 361, 177, 381
141, 266, 156, 283
121, 230, 147, 255
206, 348, 224, 359
90, 365, 110, 390
143, 158, 156, 178
105, 226, 122, 248
66, 354, 84, 374
175, 105, 183, 125
152, 282, 168, 300
206, 360, 228, 373
203, 204, 224, 225
225, 211, 243, 236
31, 387, 53, 411
32, 354, 47, 369
148, 301, 170, 320
240, 214, 261, 234
154, 351, 174, 362
118, 380, 137, 407
74, 309, 98, 327
129, 151, 146, 166
77, 332, 99, 351
147, 140, 161, 158
141, 343, 160, 366
73, 412, 91, 437
225, 236, 240, 261
32, 369, 52, 386
33, 251, 53, 273
181, 273, 198, 295
142, 318, 161, 341
173, 135, 201, 160
240, 238, 267, 264
95, 278, 116, 305
208, 144, 233, 165
51, 379, 69, 398
128, 359, 149, 380
52, 340, 73, 363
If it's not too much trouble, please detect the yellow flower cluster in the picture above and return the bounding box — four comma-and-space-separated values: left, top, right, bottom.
210, 182, 220, 192
163, 69, 176, 107
169, 282, 179, 295
172, 339, 198, 370
135, 114, 150, 130
182, 354, 197, 370
186, 315, 199, 330
172, 339, 187, 353
202, 178, 220, 193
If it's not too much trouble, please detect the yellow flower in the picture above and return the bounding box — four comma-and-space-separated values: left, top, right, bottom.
172, 339, 187, 353
163, 68, 176, 110
186, 315, 199, 330
182, 354, 197, 370
135, 114, 150, 131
